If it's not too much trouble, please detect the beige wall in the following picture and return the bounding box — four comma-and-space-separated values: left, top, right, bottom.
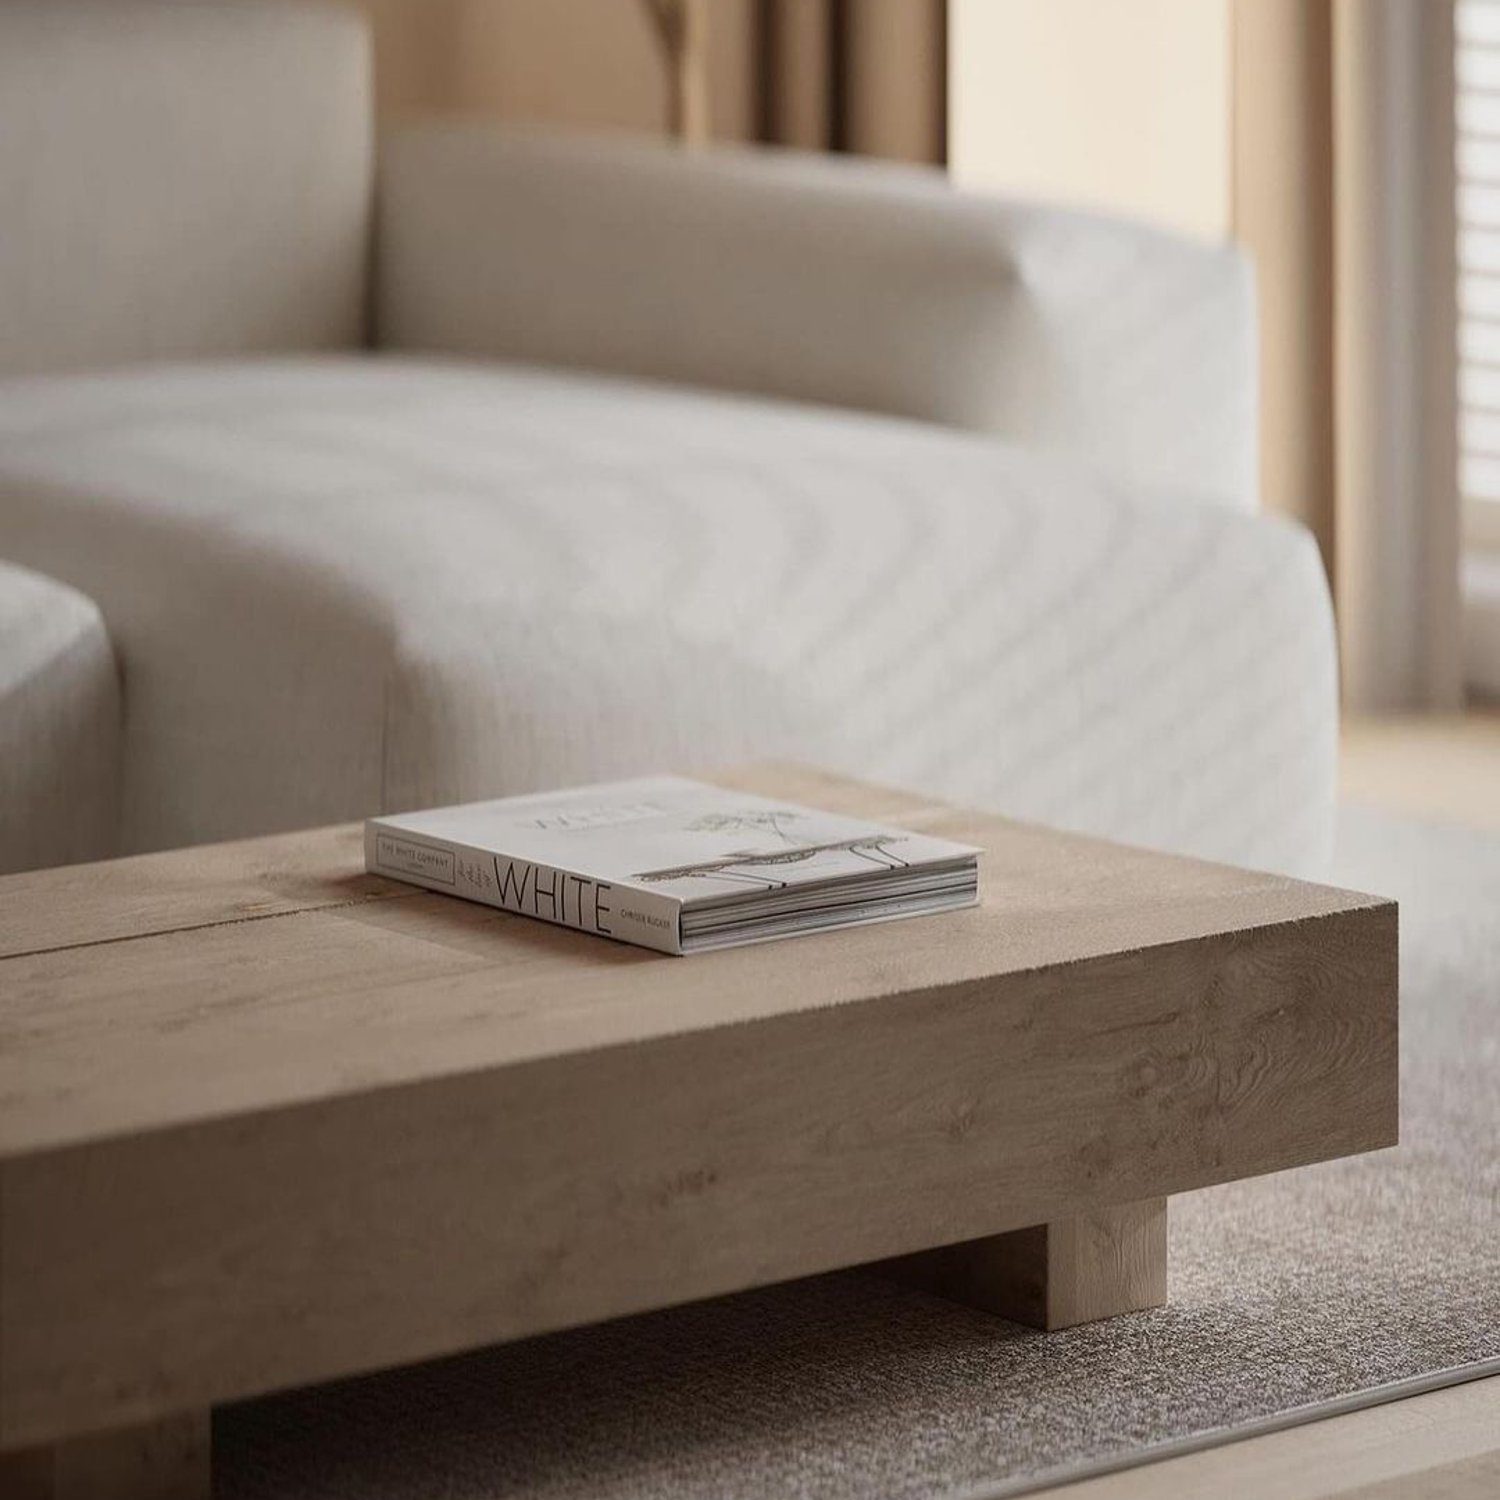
949, 0, 1340, 578
353, 0, 758, 140
948, 0, 1232, 241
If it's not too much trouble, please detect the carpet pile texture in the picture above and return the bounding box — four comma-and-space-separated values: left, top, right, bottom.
220, 807, 1499, 1498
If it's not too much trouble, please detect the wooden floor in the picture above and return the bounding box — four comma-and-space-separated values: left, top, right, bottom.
1047, 708, 1500, 1499
1054, 1375, 1500, 1499
1340, 708, 1500, 832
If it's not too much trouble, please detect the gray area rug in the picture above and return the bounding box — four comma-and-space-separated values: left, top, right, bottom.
219, 807, 1500, 1498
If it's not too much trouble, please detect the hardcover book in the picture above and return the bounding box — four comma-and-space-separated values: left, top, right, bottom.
365, 776, 980, 955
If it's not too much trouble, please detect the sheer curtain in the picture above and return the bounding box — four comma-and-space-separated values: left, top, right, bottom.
1333, 0, 1461, 711
1235, 0, 1461, 712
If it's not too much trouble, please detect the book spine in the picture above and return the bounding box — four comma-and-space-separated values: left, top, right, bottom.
364, 822, 683, 955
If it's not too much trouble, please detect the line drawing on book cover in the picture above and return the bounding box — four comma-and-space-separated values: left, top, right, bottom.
633, 809, 913, 893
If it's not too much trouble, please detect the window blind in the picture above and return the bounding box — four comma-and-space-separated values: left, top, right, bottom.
1458, 0, 1500, 540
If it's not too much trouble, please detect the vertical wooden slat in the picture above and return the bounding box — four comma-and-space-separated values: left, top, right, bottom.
840, 0, 946, 163
1231, 0, 1337, 577
760, 0, 836, 149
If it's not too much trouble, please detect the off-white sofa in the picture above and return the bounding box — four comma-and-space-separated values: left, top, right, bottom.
0, 2, 1336, 878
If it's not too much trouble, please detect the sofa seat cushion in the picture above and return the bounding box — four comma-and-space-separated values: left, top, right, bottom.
0, 356, 1335, 875
0, 558, 119, 873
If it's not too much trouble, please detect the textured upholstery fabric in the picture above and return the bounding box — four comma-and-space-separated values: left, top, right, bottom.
0, 358, 1334, 876
0, 560, 120, 874
0, 3, 372, 376
379, 127, 1258, 512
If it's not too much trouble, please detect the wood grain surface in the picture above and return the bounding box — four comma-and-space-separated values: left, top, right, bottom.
0, 824, 396, 961
890, 1198, 1168, 1329
0, 1410, 208, 1500
0, 766, 1399, 1449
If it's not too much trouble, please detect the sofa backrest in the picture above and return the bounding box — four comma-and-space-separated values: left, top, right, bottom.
0, 2, 373, 376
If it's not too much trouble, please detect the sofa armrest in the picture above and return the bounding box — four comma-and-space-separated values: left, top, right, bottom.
377, 125, 1257, 510
0, 559, 120, 873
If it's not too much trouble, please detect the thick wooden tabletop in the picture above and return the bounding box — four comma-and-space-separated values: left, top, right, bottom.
0, 764, 1387, 1157
0, 765, 1398, 1449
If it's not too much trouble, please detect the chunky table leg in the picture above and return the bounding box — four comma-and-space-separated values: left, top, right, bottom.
889, 1197, 1168, 1330
0, 1411, 210, 1500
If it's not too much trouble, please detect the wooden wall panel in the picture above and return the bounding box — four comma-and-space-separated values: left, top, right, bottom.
1231, 0, 1337, 575
352, 0, 758, 140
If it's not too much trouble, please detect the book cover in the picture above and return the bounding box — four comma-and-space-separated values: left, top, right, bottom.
366, 776, 980, 955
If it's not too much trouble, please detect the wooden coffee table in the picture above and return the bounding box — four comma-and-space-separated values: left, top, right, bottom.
0, 767, 1397, 1499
